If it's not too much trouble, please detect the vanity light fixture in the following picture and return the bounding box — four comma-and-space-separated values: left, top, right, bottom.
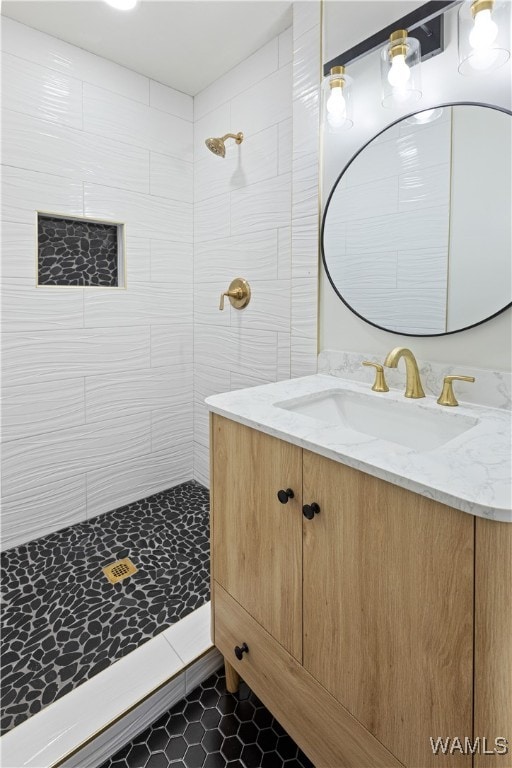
458, 0, 510, 74
324, 66, 353, 131
381, 29, 422, 107
104, 0, 138, 10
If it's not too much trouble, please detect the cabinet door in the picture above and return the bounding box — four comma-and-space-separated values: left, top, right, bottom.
211, 414, 302, 661
302, 450, 474, 768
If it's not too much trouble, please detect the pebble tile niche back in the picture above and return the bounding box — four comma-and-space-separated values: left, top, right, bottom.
37, 213, 125, 287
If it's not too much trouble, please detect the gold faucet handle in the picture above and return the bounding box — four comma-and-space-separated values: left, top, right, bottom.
219, 278, 251, 311
437, 375, 475, 407
362, 361, 389, 393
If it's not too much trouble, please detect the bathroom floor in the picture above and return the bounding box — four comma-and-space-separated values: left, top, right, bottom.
0, 481, 210, 735
101, 670, 314, 768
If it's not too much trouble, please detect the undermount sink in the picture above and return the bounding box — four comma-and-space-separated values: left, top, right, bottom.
275, 389, 479, 451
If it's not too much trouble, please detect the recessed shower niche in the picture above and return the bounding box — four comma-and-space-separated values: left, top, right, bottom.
37, 213, 125, 287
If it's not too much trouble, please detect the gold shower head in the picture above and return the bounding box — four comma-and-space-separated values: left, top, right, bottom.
205, 132, 244, 157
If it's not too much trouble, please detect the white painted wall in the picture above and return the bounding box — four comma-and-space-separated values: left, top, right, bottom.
1, 18, 194, 548
321, 3, 512, 370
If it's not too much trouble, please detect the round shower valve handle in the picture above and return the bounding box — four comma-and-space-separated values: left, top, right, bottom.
219, 278, 251, 311
234, 642, 249, 660
277, 488, 294, 504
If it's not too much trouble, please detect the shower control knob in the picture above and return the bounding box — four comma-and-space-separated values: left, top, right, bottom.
277, 488, 294, 504
302, 503, 320, 520
234, 643, 249, 661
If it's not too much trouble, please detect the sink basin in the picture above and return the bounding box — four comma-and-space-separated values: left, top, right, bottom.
275, 389, 479, 451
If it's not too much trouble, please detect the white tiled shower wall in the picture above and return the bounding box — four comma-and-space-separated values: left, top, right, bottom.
1, 18, 194, 549
1, 3, 321, 545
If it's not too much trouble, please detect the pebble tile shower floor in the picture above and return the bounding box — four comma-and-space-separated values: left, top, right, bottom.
101, 670, 314, 768
0, 481, 210, 735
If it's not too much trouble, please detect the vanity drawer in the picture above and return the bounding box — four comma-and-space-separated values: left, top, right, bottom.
213, 582, 403, 768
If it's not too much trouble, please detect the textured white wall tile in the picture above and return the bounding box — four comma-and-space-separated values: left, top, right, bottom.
194, 282, 232, 328
125, 235, 151, 283
277, 332, 291, 380
292, 26, 320, 158
279, 27, 293, 67
0, 475, 87, 551
2, 327, 151, 386
1, 18, 149, 104
150, 153, 193, 203
291, 214, 319, 279
0, 222, 35, 280
150, 325, 193, 367
278, 118, 293, 176
193, 442, 209, 487
230, 279, 291, 333
1, 52, 83, 128
151, 406, 193, 453
84, 183, 192, 242
194, 230, 278, 283
291, 334, 317, 378
2, 109, 150, 194
291, 278, 318, 338
149, 80, 193, 121
345, 206, 448, 254
150, 240, 193, 283
194, 125, 279, 203
1, 165, 83, 225
292, 1, 321, 39
83, 282, 192, 327
194, 365, 231, 448
399, 163, 450, 211
2, 413, 151, 496
344, 288, 447, 334
329, 250, 398, 292
231, 65, 292, 137
194, 326, 278, 382
327, 176, 399, 224
396, 248, 447, 289
1, 378, 85, 442
230, 371, 271, 390
85, 365, 192, 423
278, 226, 292, 280
194, 193, 230, 243
83, 84, 192, 160
86, 446, 192, 519
231, 173, 292, 235
1, 279, 84, 332
194, 38, 279, 121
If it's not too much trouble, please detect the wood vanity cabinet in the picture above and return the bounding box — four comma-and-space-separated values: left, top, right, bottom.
210, 414, 511, 768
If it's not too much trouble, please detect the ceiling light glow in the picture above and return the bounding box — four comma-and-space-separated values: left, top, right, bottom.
104, 0, 138, 11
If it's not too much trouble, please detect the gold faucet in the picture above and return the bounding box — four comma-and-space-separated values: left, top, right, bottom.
383, 347, 425, 399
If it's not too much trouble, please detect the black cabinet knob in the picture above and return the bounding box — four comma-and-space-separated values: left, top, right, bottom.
234, 642, 249, 660
302, 502, 320, 520
277, 488, 294, 504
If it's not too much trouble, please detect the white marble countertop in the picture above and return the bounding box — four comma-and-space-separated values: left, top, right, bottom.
206, 375, 512, 523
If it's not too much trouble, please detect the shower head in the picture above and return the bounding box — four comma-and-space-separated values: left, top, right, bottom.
205, 132, 244, 158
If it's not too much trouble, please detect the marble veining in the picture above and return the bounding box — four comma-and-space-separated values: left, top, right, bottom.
206, 375, 511, 523
318, 349, 512, 411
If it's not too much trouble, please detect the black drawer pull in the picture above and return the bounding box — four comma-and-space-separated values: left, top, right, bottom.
234, 642, 249, 660
277, 488, 294, 504
302, 502, 320, 520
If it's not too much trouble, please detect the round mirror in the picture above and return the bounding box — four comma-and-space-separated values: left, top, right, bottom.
321, 103, 512, 336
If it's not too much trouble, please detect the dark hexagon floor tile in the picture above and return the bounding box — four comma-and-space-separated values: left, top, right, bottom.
0, 481, 210, 736
100, 671, 314, 768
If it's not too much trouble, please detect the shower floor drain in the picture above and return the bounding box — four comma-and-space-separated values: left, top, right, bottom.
102, 557, 138, 584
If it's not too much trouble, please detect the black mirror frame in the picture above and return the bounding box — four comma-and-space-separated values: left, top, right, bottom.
321, 101, 512, 337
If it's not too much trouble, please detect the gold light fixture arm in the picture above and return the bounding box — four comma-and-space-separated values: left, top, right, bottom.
362, 361, 389, 392
219, 278, 251, 310
437, 375, 476, 407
